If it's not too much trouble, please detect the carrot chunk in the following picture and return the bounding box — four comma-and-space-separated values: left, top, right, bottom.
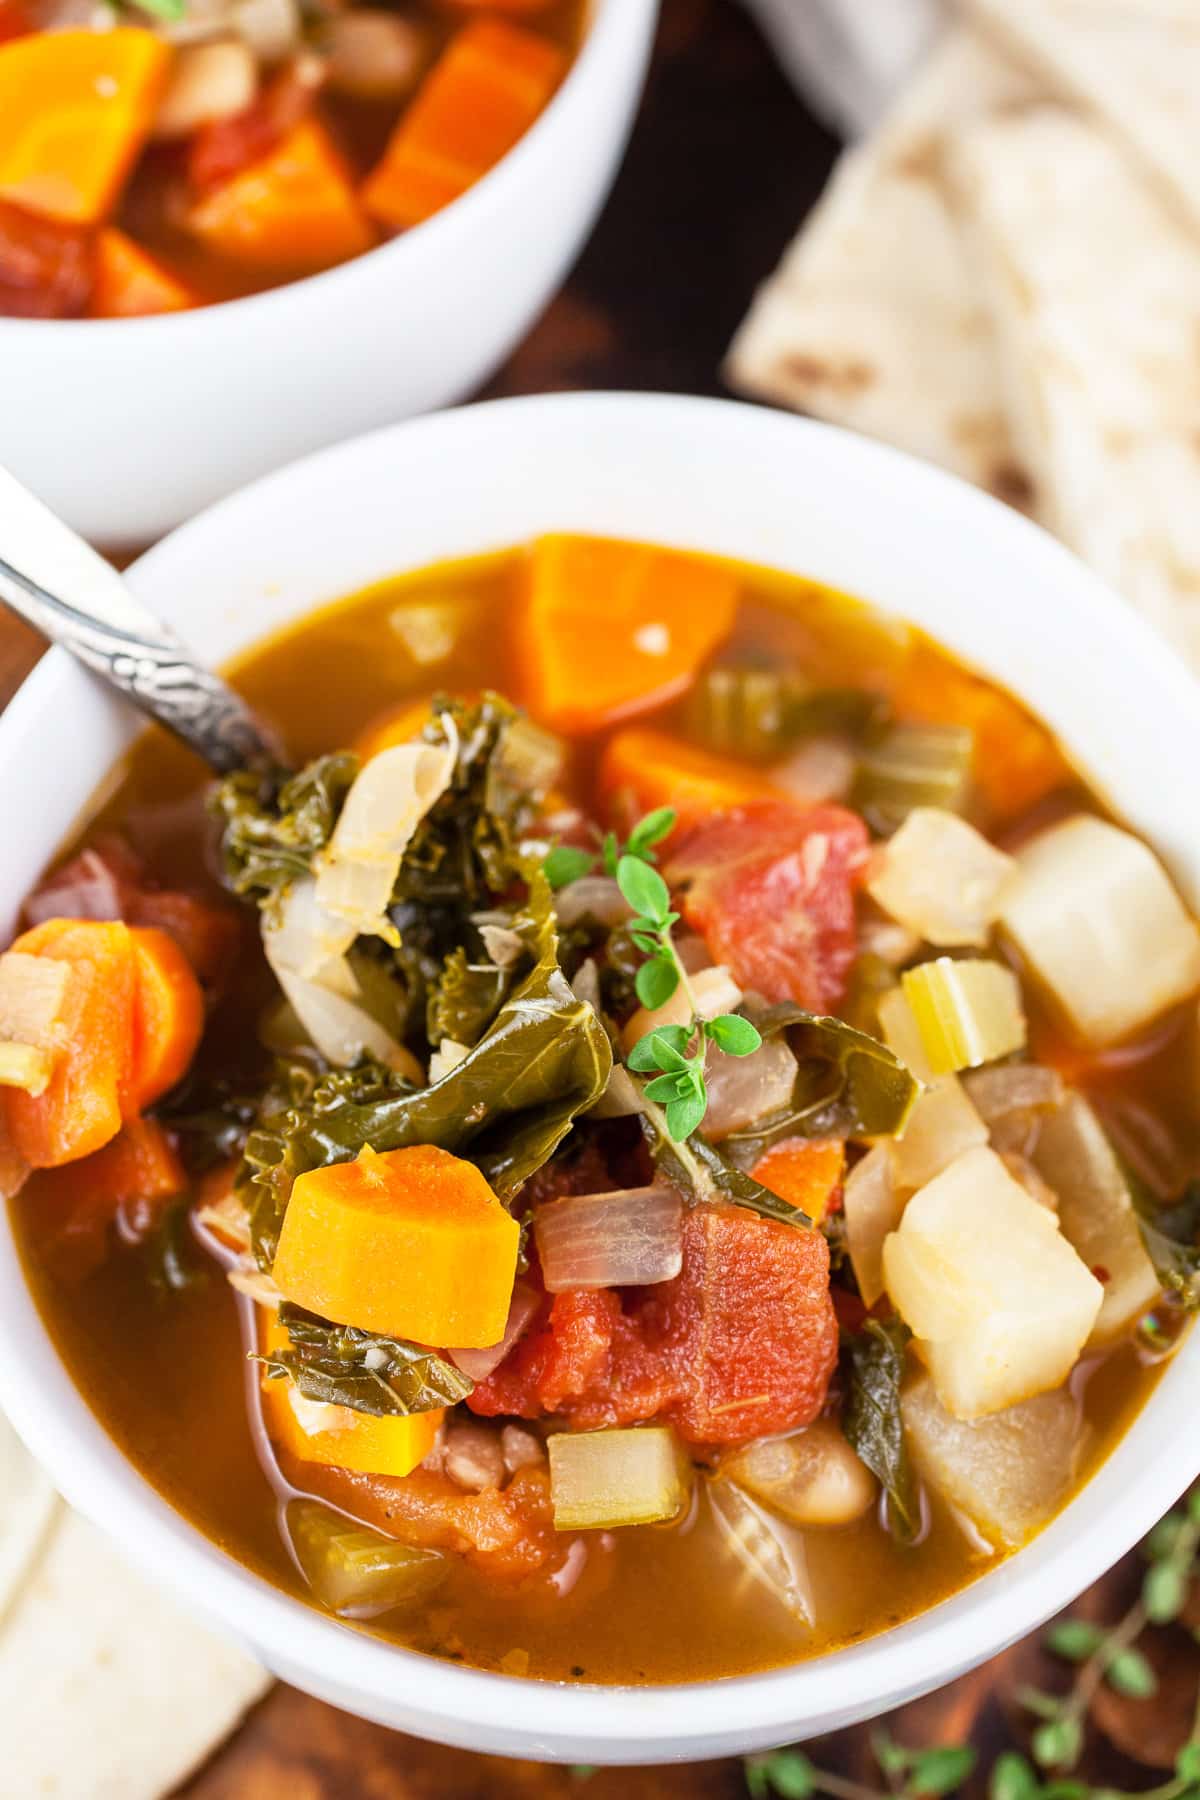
187, 118, 375, 271
3, 919, 136, 1168
30, 1116, 185, 1282
519, 537, 739, 737
362, 18, 565, 230
598, 727, 781, 839
749, 1138, 845, 1225
894, 642, 1070, 824
88, 227, 197, 318
272, 1144, 521, 1348
128, 926, 204, 1112
260, 1312, 442, 1479
0, 29, 169, 224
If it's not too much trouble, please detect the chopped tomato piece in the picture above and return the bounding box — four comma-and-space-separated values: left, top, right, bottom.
750, 1138, 845, 1224
470, 1206, 838, 1446
29, 1116, 184, 1281
0, 0, 31, 45
88, 228, 197, 319
0, 199, 89, 318
187, 62, 319, 194
598, 727, 781, 841
667, 802, 870, 1012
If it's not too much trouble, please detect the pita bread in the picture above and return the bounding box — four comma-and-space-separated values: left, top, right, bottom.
950, 106, 1200, 665
726, 29, 1039, 505
0, 1416, 269, 1798
964, 0, 1200, 239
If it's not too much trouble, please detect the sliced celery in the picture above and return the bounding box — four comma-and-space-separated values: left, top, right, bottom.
548, 1426, 690, 1530
683, 666, 880, 763
853, 722, 973, 836
289, 1499, 447, 1618
901, 958, 1026, 1074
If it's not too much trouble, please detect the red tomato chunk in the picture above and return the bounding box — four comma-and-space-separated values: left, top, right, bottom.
0, 200, 89, 318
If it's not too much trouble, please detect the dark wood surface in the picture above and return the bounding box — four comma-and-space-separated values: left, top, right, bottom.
2, 2, 1189, 1792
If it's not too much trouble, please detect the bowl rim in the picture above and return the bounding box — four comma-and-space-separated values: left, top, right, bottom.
0, 0, 645, 340
1, 390, 1198, 1762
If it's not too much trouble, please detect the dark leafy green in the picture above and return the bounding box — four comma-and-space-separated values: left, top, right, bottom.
145, 1194, 207, 1294
639, 1094, 813, 1228
852, 720, 974, 836
255, 1303, 472, 1417
1131, 1177, 1200, 1309
426, 949, 511, 1048
683, 665, 885, 764
841, 1318, 920, 1543
211, 753, 358, 912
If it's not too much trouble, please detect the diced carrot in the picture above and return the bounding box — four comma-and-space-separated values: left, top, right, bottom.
272, 1143, 520, 1348
597, 727, 782, 840
0, 29, 170, 224
749, 1138, 845, 1225
128, 889, 242, 990
442, 0, 556, 12
187, 61, 319, 194
128, 927, 204, 1112
362, 18, 565, 230
518, 537, 739, 737
893, 642, 1070, 824
187, 118, 375, 271
351, 690, 480, 762
88, 227, 197, 319
260, 1311, 442, 1479
3, 920, 137, 1168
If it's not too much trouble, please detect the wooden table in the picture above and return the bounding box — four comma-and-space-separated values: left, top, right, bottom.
2, 3, 1191, 1792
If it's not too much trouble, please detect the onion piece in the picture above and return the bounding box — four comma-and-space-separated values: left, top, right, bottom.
288, 1498, 447, 1618
555, 876, 633, 930
963, 1063, 1064, 1125
708, 1478, 813, 1623
723, 1419, 877, 1528
266, 958, 421, 1081
478, 923, 524, 968
867, 808, 1016, 948
703, 1037, 798, 1140
548, 1426, 690, 1530
535, 1187, 682, 1292
771, 736, 856, 806
428, 1038, 469, 1085
449, 1281, 540, 1382
588, 1064, 647, 1121
843, 1143, 904, 1307
24, 848, 125, 925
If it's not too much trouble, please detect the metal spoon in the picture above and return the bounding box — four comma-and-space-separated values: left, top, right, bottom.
0, 464, 275, 774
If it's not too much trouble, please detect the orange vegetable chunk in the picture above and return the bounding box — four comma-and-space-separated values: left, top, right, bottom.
187, 118, 374, 271
520, 537, 739, 736
272, 1143, 521, 1348
260, 1312, 442, 1479
750, 1138, 845, 1225
0, 29, 169, 224
129, 926, 204, 1111
31, 1116, 185, 1282
3, 919, 136, 1168
89, 227, 197, 318
598, 726, 780, 839
362, 18, 566, 230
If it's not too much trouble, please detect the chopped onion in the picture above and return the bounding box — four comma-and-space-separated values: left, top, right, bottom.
901, 958, 1026, 1074
708, 1478, 813, 1623
555, 876, 633, 930
387, 601, 461, 666
858, 911, 921, 969
24, 848, 125, 925
0, 951, 69, 1050
620, 964, 742, 1057
1032, 1091, 1160, 1347
963, 1063, 1064, 1157
853, 722, 974, 836
548, 1426, 690, 1530
535, 1187, 682, 1292
999, 815, 1200, 1047
314, 736, 456, 944
997, 1151, 1059, 1212
843, 1143, 904, 1307
867, 808, 1016, 948
288, 1498, 447, 1618
268, 958, 421, 1081
771, 736, 856, 806
703, 1037, 798, 1140
227, 1261, 283, 1308
428, 1038, 469, 1084
588, 1064, 647, 1120
152, 42, 257, 139
449, 1281, 540, 1382
233, 0, 300, 60
194, 1189, 252, 1257
723, 1419, 877, 1529
479, 923, 524, 968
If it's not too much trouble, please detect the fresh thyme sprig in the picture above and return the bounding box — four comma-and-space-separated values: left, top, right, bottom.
543, 806, 677, 891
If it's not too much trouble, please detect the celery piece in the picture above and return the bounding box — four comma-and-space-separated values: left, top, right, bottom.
683, 666, 879, 763
548, 1426, 690, 1530
901, 958, 1026, 1074
852, 722, 973, 836
289, 1500, 447, 1617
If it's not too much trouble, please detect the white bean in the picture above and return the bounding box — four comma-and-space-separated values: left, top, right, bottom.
724, 1419, 878, 1528
323, 10, 427, 101
153, 41, 258, 139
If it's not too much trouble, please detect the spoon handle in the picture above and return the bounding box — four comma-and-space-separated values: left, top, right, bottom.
0, 466, 275, 774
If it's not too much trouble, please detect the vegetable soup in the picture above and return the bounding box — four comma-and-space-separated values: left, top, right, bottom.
7, 539, 1198, 1684
0, 1, 583, 318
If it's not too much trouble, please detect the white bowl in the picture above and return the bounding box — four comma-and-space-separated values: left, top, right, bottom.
0, 393, 1197, 1763
0, 2, 656, 545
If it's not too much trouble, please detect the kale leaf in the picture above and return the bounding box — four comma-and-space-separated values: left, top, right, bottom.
255, 1302, 472, 1417
841, 1317, 921, 1543
1132, 1178, 1200, 1310
211, 753, 358, 911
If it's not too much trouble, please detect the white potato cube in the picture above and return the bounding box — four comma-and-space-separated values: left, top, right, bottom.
876, 988, 988, 1189
903, 1374, 1086, 1549
883, 1145, 1103, 1419
1000, 816, 1200, 1047
1033, 1093, 1160, 1347
867, 808, 1016, 947
844, 1143, 906, 1307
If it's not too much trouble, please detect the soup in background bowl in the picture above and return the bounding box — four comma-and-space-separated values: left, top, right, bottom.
0, 394, 1197, 1762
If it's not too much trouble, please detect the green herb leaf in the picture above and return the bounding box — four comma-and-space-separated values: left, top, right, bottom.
544, 845, 596, 889
255, 1303, 473, 1417
841, 1318, 921, 1543
1031, 1717, 1083, 1772
628, 1025, 691, 1073
745, 1750, 817, 1800
990, 1752, 1041, 1800
640, 1102, 814, 1228
1045, 1618, 1106, 1663
1143, 1558, 1189, 1623
635, 956, 680, 1010
644, 1071, 692, 1103
705, 1014, 762, 1057
1176, 1745, 1200, 1784
616, 854, 671, 925
1104, 1647, 1157, 1699
126, 0, 187, 21
909, 1745, 977, 1795
626, 807, 677, 860
666, 1088, 708, 1141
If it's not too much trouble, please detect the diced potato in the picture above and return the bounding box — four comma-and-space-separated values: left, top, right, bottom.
903, 1374, 1085, 1549
882, 1145, 1103, 1418
548, 1427, 690, 1530
877, 987, 988, 1189
902, 958, 1026, 1074
844, 1143, 905, 1306
1033, 1092, 1160, 1346
723, 1419, 876, 1528
999, 816, 1200, 1047
708, 1477, 813, 1622
867, 808, 1016, 947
